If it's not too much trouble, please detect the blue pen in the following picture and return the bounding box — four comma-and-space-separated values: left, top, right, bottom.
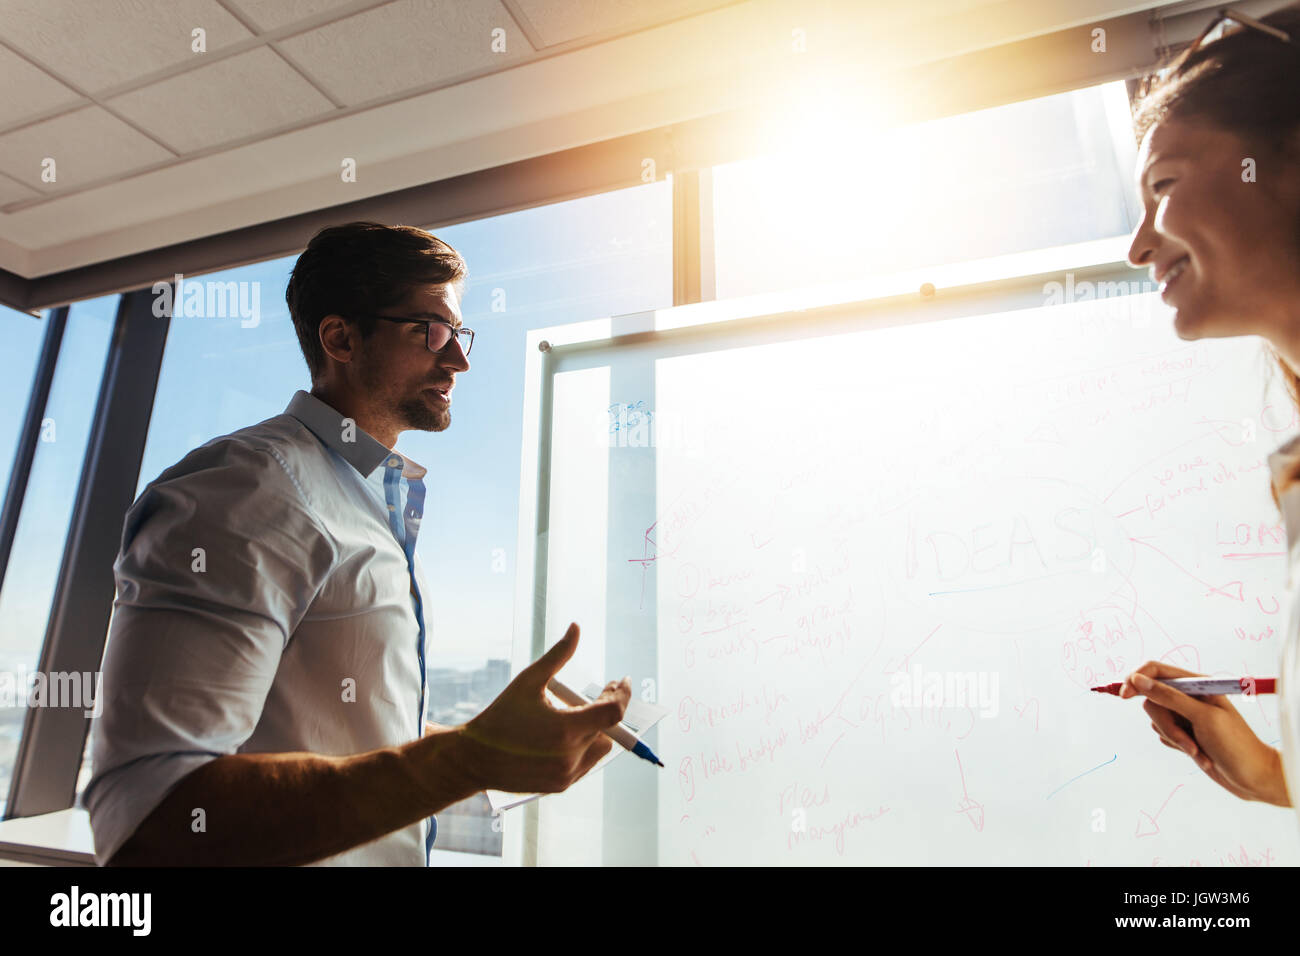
547, 677, 664, 767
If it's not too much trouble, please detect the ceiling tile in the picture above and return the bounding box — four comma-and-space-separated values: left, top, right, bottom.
277, 0, 530, 106
514, 0, 737, 47
0, 106, 174, 194
0, 0, 256, 94
0, 173, 41, 206
223, 0, 365, 33
0, 45, 83, 131
106, 48, 336, 153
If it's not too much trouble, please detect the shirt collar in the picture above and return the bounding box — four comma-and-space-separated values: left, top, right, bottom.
285, 389, 427, 480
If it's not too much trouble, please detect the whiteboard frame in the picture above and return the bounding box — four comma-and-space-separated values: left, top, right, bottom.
504, 234, 1141, 866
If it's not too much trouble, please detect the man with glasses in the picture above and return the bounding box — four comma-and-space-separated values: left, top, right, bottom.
85, 221, 630, 866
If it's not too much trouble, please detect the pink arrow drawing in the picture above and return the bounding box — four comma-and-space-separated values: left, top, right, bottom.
1135, 784, 1185, 837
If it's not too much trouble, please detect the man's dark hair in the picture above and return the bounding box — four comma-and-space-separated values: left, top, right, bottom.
285, 221, 468, 383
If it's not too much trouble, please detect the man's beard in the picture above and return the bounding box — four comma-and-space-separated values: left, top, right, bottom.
396, 392, 449, 432
358, 352, 449, 432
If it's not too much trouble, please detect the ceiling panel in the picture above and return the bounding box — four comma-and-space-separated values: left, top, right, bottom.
276, 0, 531, 106
0, 106, 174, 194
223, 0, 372, 33
0, 44, 83, 130
0, 175, 41, 205
514, 0, 738, 47
105, 47, 336, 154
0, 0, 256, 94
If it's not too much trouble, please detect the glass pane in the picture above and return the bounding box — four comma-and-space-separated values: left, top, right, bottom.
133, 257, 304, 498
0, 296, 117, 817
713, 81, 1139, 298
0, 306, 48, 499
74, 258, 303, 808
402, 180, 672, 853
415, 181, 671, 666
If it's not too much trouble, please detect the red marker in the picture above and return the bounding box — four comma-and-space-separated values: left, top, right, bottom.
1092, 677, 1276, 696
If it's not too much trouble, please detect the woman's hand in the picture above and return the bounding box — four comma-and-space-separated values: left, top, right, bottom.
1121, 661, 1290, 807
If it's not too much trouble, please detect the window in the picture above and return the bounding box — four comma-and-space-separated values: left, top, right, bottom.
712, 82, 1140, 298
414, 181, 671, 673
403, 179, 672, 853
131, 257, 306, 496
74, 258, 304, 806
0, 306, 48, 499
0, 296, 118, 816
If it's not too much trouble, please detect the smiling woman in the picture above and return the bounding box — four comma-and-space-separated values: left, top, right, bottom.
1119, 1, 1300, 827
1127, 6, 1300, 432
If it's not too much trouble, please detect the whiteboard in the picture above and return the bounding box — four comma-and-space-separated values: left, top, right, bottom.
521, 264, 1300, 866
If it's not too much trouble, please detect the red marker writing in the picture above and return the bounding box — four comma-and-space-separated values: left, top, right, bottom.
1092, 677, 1276, 696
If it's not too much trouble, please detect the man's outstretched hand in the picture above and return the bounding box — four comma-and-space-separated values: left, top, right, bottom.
454, 622, 631, 794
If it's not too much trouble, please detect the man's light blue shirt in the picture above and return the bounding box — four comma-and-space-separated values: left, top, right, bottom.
84, 389, 436, 866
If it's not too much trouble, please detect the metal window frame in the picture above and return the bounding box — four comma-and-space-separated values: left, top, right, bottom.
0, 306, 67, 604
5, 288, 170, 819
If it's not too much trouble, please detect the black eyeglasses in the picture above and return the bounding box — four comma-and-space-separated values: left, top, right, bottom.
1184, 7, 1297, 58
353, 314, 474, 357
